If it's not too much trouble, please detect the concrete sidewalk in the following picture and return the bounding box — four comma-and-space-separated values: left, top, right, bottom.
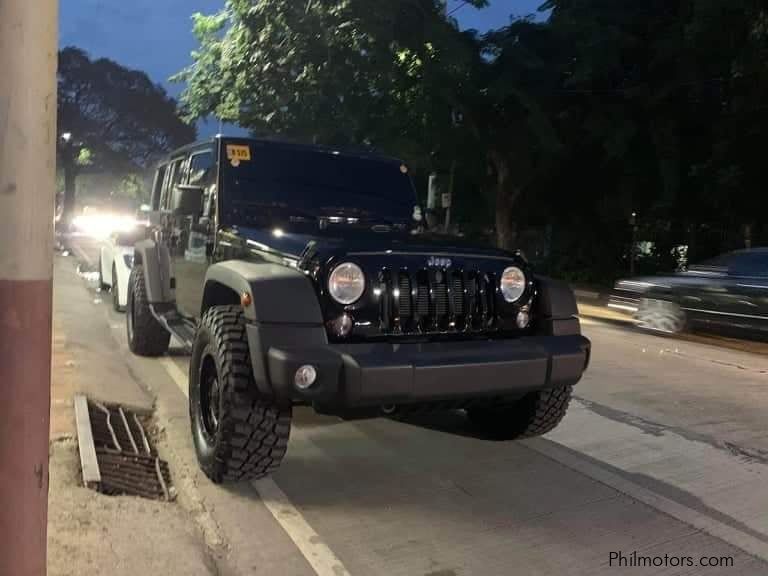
48, 254, 213, 576
51, 253, 153, 439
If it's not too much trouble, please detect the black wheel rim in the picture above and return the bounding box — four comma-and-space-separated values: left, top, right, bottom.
199, 353, 221, 439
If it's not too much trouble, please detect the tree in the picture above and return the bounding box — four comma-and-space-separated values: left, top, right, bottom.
175, 0, 563, 248
176, 0, 768, 280
57, 47, 196, 225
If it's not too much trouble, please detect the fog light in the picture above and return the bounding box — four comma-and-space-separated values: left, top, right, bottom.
294, 365, 317, 390
328, 313, 354, 338
516, 309, 531, 329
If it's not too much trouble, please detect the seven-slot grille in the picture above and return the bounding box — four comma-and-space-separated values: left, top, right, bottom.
378, 268, 497, 334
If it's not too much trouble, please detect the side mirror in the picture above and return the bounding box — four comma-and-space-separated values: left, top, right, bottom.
173, 184, 204, 216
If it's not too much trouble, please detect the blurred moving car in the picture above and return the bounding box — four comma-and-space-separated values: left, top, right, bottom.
610, 248, 768, 335
99, 227, 147, 311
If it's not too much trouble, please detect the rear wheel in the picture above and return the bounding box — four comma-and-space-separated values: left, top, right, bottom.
126, 265, 170, 356
190, 305, 292, 483
467, 384, 573, 440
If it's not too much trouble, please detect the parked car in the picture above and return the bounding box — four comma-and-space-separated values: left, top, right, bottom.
125, 136, 590, 483
610, 248, 768, 335
99, 227, 147, 311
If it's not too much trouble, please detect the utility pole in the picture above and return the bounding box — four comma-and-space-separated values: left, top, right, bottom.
0, 2, 58, 576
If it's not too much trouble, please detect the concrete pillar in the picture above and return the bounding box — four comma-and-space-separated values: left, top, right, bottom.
0, 1, 58, 575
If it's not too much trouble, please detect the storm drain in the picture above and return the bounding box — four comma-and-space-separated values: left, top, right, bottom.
74, 395, 174, 501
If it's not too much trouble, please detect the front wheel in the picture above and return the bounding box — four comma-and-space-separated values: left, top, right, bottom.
467, 384, 573, 440
126, 265, 170, 356
636, 298, 686, 334
189, 305, 292, 483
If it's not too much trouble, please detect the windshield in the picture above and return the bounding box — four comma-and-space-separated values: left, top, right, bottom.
220, 142, 416, 228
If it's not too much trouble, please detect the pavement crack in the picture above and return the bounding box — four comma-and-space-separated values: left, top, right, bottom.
574, 396, 768, 466
664, 348, 768, 375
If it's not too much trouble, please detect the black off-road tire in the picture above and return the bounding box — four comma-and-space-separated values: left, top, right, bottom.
468, 384, 573, 440
126, 265, 170, 357
190, 305, 292, 483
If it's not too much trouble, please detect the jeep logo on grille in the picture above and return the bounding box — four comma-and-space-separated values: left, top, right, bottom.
427, 256, 452, 268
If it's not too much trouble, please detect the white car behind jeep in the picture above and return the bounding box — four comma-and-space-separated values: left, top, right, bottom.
99, 228, 147, 311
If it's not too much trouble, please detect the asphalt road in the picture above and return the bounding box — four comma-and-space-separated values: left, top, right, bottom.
62, 237, 768, 575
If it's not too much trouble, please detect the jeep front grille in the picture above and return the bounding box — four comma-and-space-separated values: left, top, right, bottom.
377, 268, 498, 334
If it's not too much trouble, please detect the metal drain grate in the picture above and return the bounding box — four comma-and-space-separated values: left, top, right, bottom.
74, 395, 174, 501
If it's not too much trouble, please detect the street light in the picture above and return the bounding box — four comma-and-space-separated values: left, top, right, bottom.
61, 132, 72, 143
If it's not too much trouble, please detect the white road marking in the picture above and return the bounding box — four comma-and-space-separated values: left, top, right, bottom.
160, 358, 189, 398
251, 478, 352, 576
158, 355, 352, 576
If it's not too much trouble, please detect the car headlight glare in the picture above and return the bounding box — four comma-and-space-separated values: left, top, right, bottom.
328, 262, 365, 305
500, 266, 526, 303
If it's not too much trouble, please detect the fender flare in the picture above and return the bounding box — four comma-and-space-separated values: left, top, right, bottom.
534, 276, 581, 336
202, 261, 324, 324
203, 261, 327, 405
133, 239, 174, 304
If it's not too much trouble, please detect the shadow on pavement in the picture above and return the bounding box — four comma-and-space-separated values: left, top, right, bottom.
391, 410, 502, 441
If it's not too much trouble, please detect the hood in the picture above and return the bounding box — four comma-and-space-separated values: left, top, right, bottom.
233, 225, 518, 262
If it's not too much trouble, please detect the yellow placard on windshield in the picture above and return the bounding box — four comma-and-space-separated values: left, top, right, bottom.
226, 144, 251, 166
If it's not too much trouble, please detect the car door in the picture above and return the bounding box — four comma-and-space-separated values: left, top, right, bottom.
725, 252, 768, 332
677, 254, 736, 329
157, 156, 188, 310
170, 148, 217, 318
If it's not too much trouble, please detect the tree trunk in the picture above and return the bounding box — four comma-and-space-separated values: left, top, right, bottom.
492, 153, 519, 251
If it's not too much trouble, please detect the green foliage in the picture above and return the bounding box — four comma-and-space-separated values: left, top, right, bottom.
176, 0, 768, 282
59, 47, 196, 173
175, 0, 564, 250
113, 174, 149, 204
76, 148, 94, 167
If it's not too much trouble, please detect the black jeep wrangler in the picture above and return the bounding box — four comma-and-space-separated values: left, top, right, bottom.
127, 137, 590, 483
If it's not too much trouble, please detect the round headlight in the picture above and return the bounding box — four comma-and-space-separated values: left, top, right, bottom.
328, 262, 365, 305
500, 266, 526, 303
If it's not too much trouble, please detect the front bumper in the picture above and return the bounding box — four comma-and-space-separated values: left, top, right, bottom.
252, 328, 590, 408
608, 292, 641, 314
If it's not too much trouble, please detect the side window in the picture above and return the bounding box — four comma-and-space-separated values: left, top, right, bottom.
160, 158, 185, 211
188, 151, 215, 188
151, 164, 167, 211
189, 151, 218, 219
171, 156, 188, 189
729, 253, 768, 277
